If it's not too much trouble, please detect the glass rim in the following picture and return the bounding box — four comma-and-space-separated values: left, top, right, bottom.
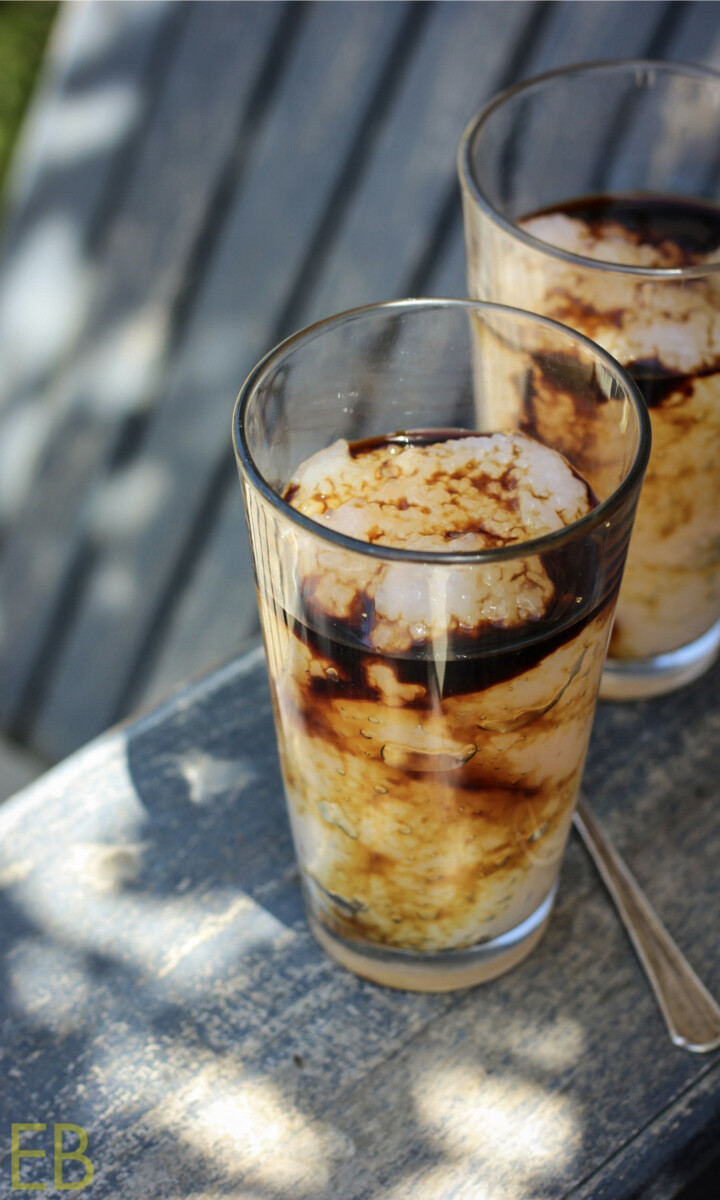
459, 57, 720, 281
233, 297, 651, 565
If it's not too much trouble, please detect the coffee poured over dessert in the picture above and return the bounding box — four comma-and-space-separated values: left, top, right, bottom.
258, 430, 615, 963
516, 195, 720, 660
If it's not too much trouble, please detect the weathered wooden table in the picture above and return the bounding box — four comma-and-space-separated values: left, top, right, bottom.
0, 644, 717, 1197
1, 2, 719, 1193
2, 0, 720, 786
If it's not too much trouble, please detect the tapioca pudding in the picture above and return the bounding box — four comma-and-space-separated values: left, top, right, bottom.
257, 429, 616, 964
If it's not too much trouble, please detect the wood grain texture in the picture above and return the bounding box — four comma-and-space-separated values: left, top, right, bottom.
300, 0, 540, 326
0, 0, 285, 737
0, 645, 717, 1197
0, 2, 181, 528
0, 0, 717, 795
137, 0, 681, 712
30, 0, 412, 757
0, 1, 179, 401
424, 0, 685, 298
131, 0, 547, 717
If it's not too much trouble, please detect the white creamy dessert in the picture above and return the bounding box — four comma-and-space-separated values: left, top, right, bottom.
504, 203, 720, 660
256, 431, 614, 966
287, 432, 589, 649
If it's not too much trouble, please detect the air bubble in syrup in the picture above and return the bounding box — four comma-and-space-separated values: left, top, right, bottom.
527, 821, 550, 843
381, 741, 477, 772
317, 801, 358, 840
310, 875, 367, 914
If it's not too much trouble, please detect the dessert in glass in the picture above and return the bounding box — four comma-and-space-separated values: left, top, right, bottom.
233, 299, 649, 989
460, 59, 720, 698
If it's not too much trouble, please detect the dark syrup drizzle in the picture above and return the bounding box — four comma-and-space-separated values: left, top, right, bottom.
531, 193, 720, 258
527, 193, 720, 407
284, 431, 615, 701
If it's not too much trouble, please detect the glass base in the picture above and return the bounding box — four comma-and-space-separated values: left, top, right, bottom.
600, 620, 720, 701
307, 884, 557, 992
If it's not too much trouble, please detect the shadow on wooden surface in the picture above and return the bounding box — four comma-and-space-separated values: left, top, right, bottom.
0, 1, 719, 767
0, 643, 717, 1195
0, 643, 715, 1195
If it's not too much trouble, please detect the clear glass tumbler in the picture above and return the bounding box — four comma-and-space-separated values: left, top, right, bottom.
459, 59, 720, 699
233, 299, 649, 990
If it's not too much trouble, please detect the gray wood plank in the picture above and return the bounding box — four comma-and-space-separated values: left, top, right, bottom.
0, 734, 45, 803
0, 0, 180, 523
0, 0, 285, 740
128, 0, 545, 721
426, 0, 680, 297
0, 1, 175, 232
139, 492, 260, 712
301, 0, 685, 322
141, 0, 676, 708
569, 1065, 720, 1198
301, 0, 542, 325
6, 0, 720, 763
30, 0, 413, 758
666, 0, 720, 65
0, 646, 717, 1197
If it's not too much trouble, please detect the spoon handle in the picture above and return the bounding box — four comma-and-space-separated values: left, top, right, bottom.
573, 799, 720, 1053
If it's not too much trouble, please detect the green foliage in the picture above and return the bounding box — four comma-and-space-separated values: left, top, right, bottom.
0, 1, 57, 194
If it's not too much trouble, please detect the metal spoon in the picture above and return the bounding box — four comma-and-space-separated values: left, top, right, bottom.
573, 799, 720, 1053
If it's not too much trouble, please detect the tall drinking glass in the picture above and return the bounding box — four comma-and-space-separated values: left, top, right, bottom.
233, 299, 649, 990
460, 60, 720, 698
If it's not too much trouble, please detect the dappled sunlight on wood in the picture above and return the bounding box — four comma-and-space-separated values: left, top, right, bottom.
0, 737, 294, 1000
138, 1072, 356, 1195
40, 83, 140, 168
478, 1012, 587, 1071
9, 857, 292, 999
79, 305, 170, 417
0, 0, 718, 1192
413, 1061, 581, 1175
0, 645, 717, 1195
87, 461, 172, 541
179, 749, 259, 806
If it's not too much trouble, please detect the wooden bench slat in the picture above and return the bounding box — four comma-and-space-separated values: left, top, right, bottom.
0, 1, 181, 523
25, 0, 535, 752
0, 0, 718, 1187
3, 0, 720, 761
137, 0, 680, 711
0, 648, 717, 1196
299, 0, 541, 327
301, 0, 686, 325
107, 0, 548, 726
665, 0, 720, 63
29, 0, 416, 759
0, 0, 287, 743
425, 0, 681, 299
136, 488, 259, 713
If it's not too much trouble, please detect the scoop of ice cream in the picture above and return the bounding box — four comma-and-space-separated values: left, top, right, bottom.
498, 205, 720, 659
523, 212, 692, 268
284, 431, 593, 651
519, 213, 720, 374
289, 431, 589, 548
